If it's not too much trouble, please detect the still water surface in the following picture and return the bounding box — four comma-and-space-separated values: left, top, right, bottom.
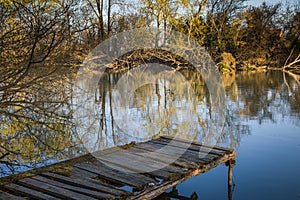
159, 71, 300, 200
0, 70, 299, 199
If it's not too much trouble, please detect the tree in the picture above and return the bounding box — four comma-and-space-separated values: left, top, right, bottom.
0, 0, 74, 92
237, 3, 282, 64
141, 0, 179, 32
0, 0, 79, 171
283, 11, 300, 72
170, 0, 209, 45
84, 0, 105, 41
205, 0, 246, 57
288, 11, 300, 52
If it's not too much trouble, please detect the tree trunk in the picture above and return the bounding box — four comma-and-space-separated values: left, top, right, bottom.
107, 0, 112, 36
96, 0, 104, 41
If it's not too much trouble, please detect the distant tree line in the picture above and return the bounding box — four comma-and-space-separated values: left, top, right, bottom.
1, 0, 300, 82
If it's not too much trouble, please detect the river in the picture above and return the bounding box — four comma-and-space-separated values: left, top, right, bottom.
0, 70, 299, 199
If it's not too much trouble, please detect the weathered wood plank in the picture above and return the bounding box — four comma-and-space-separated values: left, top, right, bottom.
126, 146, 198, 169
69, 167, 124, 187
144, 141, 216, 164
147, 140, 218, 160
137, 142, 207, 167
0, 191, 24, 200
123, 150, 188, 179
156, 137, 226, 156
99, 150, 185, 174
90, 160, 161, 183
32, 175, 115, 199
40, 172, 129, 197
95, 153, 182, 180
133, 143, 199, 168
149, 168, 184, 181
4, 183, 59, 200
75, 162, 155, 189
100, 157, 183, 181
18, 178, 97, 200
70, 167, 99, 179
160, 135, 233, 152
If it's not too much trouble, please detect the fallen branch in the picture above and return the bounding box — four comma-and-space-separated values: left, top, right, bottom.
283, 48, 300, 70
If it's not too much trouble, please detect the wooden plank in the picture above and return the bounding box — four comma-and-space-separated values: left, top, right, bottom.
123, 151, 187, 178
160, 135, 233, 152
99, 150, 185, 174
32, 175, 115, 199
127, 146, 197, 169
4, 183, 59, 200
98, 149, 171, 171
90, 160, 160, 183
156, 137, 225, 156
96, 153, 181, 180
75, 162, 156, 189
70, 167, 99, 179
17, 178, 97, 200
148, 140, 219, 159
133, 144, 199, 168
98, 155, 182, 181
69, 167, 123, 187
150, 140, 218, 159
148, 168, 184, 181
40, 172, 129, 197
136, 143, 205, 166
0, 191, 24, 200
144, 142, 215, 164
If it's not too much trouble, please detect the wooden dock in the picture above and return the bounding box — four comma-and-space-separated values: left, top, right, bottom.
0, 136, 236, 199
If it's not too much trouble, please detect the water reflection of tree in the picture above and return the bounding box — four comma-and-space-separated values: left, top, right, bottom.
81, 70, 300, 152
93, 69, 204, 147
218, 71, 300, 147
233, 72, 300, 122
3, 69, 298, 177
0, 69, 84, 177
91, 68, 249, 150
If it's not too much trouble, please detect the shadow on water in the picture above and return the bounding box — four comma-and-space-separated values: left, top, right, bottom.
154, 187, 198, 200
1, 69, 299, 179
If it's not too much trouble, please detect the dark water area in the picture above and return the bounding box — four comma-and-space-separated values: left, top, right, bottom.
0, 70, 299, 199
